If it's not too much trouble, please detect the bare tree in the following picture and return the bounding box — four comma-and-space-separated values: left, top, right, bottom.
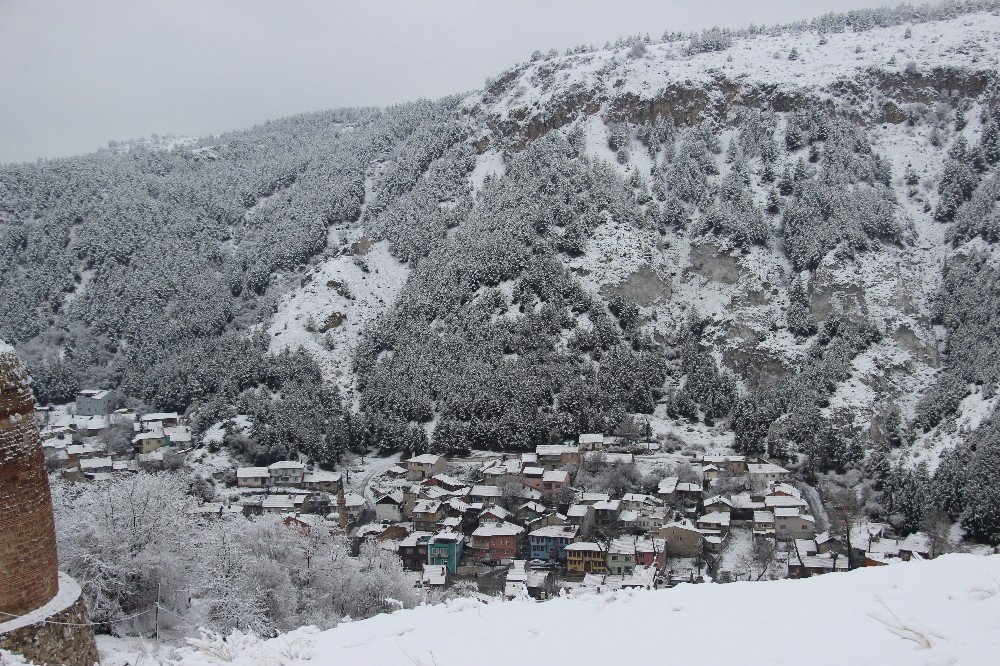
919, 508, 953, 558
100, 423, 133, 455
825, 486, 862, 569
750, 537, 778, 580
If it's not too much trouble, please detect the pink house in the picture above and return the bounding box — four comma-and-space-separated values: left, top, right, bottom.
634, 538, 667, 571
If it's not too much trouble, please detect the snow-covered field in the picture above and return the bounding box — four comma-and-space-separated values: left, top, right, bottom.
164, 554, 1000, 665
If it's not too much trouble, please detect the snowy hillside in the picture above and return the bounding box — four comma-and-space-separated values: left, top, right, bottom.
3, 2, 1000, 540
167, 554, 1000, 665
465, 11, 1000, 139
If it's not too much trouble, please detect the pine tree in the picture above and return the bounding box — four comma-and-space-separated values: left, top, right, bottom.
936, 137, 981, 221
786, 275, 817, 337
960, 447, 1000, 544
932, 445, 971, 519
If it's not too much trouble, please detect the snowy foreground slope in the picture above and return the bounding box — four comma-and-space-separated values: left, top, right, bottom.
170, 555, 1000, 666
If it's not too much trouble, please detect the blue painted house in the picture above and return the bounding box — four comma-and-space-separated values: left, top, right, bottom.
528, 524, 579, 562
427, 531, 465, 573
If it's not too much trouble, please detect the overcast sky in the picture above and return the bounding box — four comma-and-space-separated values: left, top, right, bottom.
1, 0, 892, 164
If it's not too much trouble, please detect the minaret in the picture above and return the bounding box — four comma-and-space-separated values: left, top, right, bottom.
0, 352, 59, 616
0, 351, 99, 665
338, 487, 348, 530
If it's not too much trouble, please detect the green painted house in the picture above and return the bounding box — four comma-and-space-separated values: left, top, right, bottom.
427, 531, 465, 573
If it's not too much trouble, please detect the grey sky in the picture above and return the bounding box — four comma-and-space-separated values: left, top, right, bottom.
1, 0, 890, 164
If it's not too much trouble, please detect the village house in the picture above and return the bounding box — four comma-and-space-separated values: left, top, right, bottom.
375, 491, 404, 523
526, 511, 567, 531
764, 483, 808, 512
411, 499, 443, 532
163, 425, 193, 448
261, 494, 300, 514
402, 484, 450, 519
427, 531, 465, 573
141, 412, 182, 429
675, 482, 704, 505
79, 456, 113, 477
788, 552, 849, 578
748, 462, 792, 487
898, 532, 932, 560
636, 507, 670, 533
619, 509, 640, 533
528, 524, 579, 562
753, 510, 776, 537
398, 532, 433, 570
426, 473, 466, 492
443, 497, 474, 529
52, 412, 109, 435
481, 458, 522, 485
815, 532, 842, 555
385, 464, 409, 480
302, 470, 342, 493
606, 537, 638, 576
593, 499, 621, 528
269, 460, 306, 485
515, 501, 547, 523
470, 521, 524, 563
696, 511, 731, 535
565, 541, 607, 574
700, 454, 748, 476
525, 568, 555, 600
657, 476, 679, 501
703, 495, 733, 513
731, 492, 766, 520
132, 429, 166, 454
236, 466, 270, 488
542, 469, 570, 492
370, 523, 411, 544
421, 564, 448, 588
521, 466, 545, 490
620, 493, 662, 512
701, 464, 721, 482
75, 389, 119, 416
504, 560, 530, 598
437, 516, 462, 531
578, 433, 604, 451
774, 507, 816, 540
535, 444, 580, 469
404, 453, 446, 481
702, 530, 728, 554
480, 505, 514, 524
633, 537, 667, 571
576, 491, 611, 505
566, 503, 595, 537
657, 519, 704, 557
468, 484, 503, 504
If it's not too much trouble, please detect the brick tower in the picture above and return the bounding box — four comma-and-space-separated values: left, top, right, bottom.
0, 351, 99, 665
0, 352, 59, 616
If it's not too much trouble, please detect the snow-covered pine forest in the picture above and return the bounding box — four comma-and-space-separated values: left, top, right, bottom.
2, 2, 1000, 548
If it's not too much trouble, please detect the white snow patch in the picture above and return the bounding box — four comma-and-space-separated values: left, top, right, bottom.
469, 150, 505, 193
268, 236, 409, 397
169, 554, 1000, 666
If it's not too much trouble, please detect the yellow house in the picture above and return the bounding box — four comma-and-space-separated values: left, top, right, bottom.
565, 542, 607, 574
132, 429, 166, 453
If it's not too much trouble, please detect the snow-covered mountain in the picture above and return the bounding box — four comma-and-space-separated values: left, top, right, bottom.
165, 554, 1000, 666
